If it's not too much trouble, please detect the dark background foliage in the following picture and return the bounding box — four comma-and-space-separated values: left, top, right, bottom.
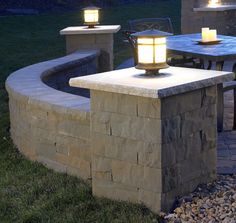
0, 0, 167, 11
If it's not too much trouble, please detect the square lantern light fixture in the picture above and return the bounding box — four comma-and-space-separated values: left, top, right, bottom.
131, 29, 172, 75
208, 0, 221, 7
82, 5, 101, 28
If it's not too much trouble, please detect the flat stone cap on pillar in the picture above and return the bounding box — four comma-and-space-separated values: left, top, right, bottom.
70, 67, 234, 98
60, 25, 121, 35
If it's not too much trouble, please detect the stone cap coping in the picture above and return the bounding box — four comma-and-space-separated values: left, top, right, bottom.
193, 5, 236, 12
6, 50, 100, 117
60, 25, 121, 35
69, 67, 234, 99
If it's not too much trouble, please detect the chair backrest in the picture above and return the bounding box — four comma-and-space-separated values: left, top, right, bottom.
128, 17, 174, 34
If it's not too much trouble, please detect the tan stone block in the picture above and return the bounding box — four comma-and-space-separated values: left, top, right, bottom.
91, 111, 111, 135
69, 157, 91, 172
112, 160, 144, 188
93, 171, 112, 181
55, 134, 90, 157
143, 167, 162, 193
139, 190, 161, 213
110, 113, 162, 143
91, 91, 138, 116
90, 91, 111, 111
66, 35, 96, 53
138, 97, 161, 119
92, 133, 142, 164
58, 120, 90, 140
91, 133, 107, 156
55, 153, 69, 165
95, 44, 113, 51
64, 110, 90, 125
106, 136, 141, 164
35, 142, 56, 160
14, 134, 36, 160
116, 94, 138, 116
31, 127, 56, 142
95, 34, 113, 44
138, 142, 162, 168
11, 116, 31, 134
69, 144, 91, 162
92, 179, 139, 203
27, 106, 50, 121
37, 156, 67, 173
92, 155, 111, 172
30, 115, 58, 131
161, 89, 202, 118
55, 145, 69, 156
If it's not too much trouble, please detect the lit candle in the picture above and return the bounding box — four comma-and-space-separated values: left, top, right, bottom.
209, 30, 217, 41
202, 27, 210, 42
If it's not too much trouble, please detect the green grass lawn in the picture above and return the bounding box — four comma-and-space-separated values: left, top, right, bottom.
0, 1, 180, 222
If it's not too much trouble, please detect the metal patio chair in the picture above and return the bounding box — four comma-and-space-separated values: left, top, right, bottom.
123, 17, 203, 68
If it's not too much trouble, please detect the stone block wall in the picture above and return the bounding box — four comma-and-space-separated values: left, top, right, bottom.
6, 48, 220, 213
90, 87, 217, 212
65, 34, 114, 72
6, 51, 99, 180
181, 0, 236, 35
9, 93, 91, 178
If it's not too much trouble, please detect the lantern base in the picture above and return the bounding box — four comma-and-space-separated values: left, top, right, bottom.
145, 70, 162, 75
88, 25, 96, 28
135, 63, 169, 75
84, 22, 99, 29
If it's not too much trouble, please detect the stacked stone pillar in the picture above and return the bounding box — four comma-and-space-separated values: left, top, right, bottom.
70, 60, 234, 213
89, 87, 217, 212
60, 25, 120, 72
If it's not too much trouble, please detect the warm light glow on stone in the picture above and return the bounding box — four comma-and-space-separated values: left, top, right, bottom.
208, 0, 221, 7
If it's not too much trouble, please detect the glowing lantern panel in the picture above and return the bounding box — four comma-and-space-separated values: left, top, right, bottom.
132, 29, 172, 75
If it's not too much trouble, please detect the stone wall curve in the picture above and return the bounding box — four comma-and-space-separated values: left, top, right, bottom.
5, 50, 99, 179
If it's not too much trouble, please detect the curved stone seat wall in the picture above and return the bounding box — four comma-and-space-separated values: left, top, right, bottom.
6, 50, 99, 179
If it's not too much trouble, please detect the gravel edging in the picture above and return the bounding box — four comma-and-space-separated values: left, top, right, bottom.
162, 174, 236, 223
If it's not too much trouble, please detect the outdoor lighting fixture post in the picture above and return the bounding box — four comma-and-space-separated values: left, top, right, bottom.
82, 5, 101, 28
131, 29, 172, 75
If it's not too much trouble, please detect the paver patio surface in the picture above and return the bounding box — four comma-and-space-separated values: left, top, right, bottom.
218, 60, 236, 173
